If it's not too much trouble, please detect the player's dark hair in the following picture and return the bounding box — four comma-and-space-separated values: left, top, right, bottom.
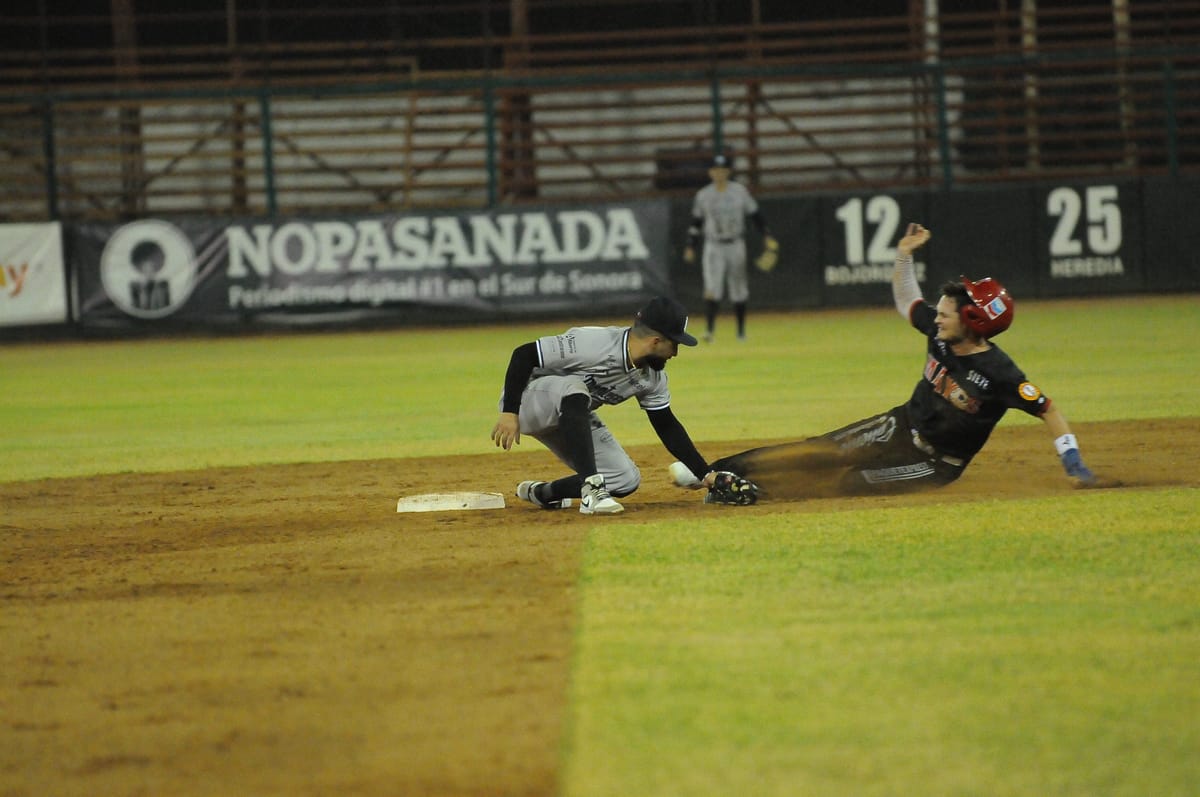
940, 280, 971, 311
630, 322, 657, 339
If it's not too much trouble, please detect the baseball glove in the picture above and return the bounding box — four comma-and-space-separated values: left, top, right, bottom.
754, 236, 779, 272
704, 471, 759, 506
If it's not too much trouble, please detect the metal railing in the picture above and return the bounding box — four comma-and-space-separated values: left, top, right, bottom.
1, 2, 1197, 221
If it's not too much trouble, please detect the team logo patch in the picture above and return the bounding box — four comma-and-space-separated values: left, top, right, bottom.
986, 297, 1007, 319
1019, 382, 1042, 401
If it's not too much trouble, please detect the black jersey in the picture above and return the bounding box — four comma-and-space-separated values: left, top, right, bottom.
906, 301, 1049, 460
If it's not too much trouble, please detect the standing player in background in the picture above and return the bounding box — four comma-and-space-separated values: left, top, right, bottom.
491, 295, 751, 514
671, 222, 1100, 503
683, 153, 779, 343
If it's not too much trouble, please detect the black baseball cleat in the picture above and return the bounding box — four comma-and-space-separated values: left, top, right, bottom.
517, 480, 571, 510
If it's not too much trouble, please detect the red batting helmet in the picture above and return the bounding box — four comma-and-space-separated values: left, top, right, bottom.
960, 276, 1014, 338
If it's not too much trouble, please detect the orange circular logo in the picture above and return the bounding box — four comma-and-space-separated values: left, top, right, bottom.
1019, 382, 1042, 401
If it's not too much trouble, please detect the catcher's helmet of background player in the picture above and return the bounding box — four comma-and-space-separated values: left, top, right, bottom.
960, 276, 1014, 338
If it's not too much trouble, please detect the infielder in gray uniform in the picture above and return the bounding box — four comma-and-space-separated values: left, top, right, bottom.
491, 296, 726, 515
683, 153, 778, 342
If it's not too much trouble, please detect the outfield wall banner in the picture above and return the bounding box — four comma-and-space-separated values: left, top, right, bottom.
927, 186, 1040, 300
816, 192, 930, 307
1032, 181, 1145, 296
1140, 178, 1200, 291
0, 222, 68, 328
755, 198, 823, 309
69, 203, 672, 329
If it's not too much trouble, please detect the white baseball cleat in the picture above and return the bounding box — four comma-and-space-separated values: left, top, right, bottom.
668, 461, 704, 489
579, 474, 624, 515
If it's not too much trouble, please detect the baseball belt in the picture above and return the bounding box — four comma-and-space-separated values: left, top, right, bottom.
911, 429, 966, 467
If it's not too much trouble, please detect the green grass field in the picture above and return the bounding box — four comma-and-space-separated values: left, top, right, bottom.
564, 490, 1200, 796
3, 294, 1199, 795
3, 295, 1194, 483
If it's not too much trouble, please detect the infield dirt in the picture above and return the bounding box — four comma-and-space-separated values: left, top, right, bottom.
2, 418, 1196, 796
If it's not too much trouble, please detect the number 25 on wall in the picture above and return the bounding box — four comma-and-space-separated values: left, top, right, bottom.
1047, 186, 1123, 257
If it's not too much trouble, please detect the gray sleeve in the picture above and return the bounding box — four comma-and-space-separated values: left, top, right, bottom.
538, 327, 608, 371
742, 184, 759, 217
892, 251, 923, 319
537, 329, 583, 370
636, 372, 671, 411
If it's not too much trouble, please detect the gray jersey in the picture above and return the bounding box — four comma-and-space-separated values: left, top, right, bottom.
691, 181, 759, 242
691, 181, 758, 303
533, 326, 672, 411
496, 325, 672, 497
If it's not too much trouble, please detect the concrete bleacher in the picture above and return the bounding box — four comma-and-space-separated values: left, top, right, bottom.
1, 1, 1197, 221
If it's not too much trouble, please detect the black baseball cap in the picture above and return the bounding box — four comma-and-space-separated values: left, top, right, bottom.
635, 296, 698, 346
711, 153, 732, 169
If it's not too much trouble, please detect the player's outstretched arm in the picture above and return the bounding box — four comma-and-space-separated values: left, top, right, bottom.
1042, 404, 1097, 486
646, 407, 709, 482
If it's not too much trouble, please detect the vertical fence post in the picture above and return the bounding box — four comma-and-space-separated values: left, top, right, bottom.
258, 90, 277, 217
933, 65, 953, 190
709, 71, 724, 155
42, 100, 59, 219
484, 80, 498, 208
1163, 58, 1179, 180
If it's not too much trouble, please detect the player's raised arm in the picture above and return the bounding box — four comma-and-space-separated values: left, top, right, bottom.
897, 222, 931, 254
893, 222, 929, 319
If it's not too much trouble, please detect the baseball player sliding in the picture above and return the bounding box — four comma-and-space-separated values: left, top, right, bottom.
491, 296, 753, 514
683, 153, 778, 343
673, 222, 1100, 503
